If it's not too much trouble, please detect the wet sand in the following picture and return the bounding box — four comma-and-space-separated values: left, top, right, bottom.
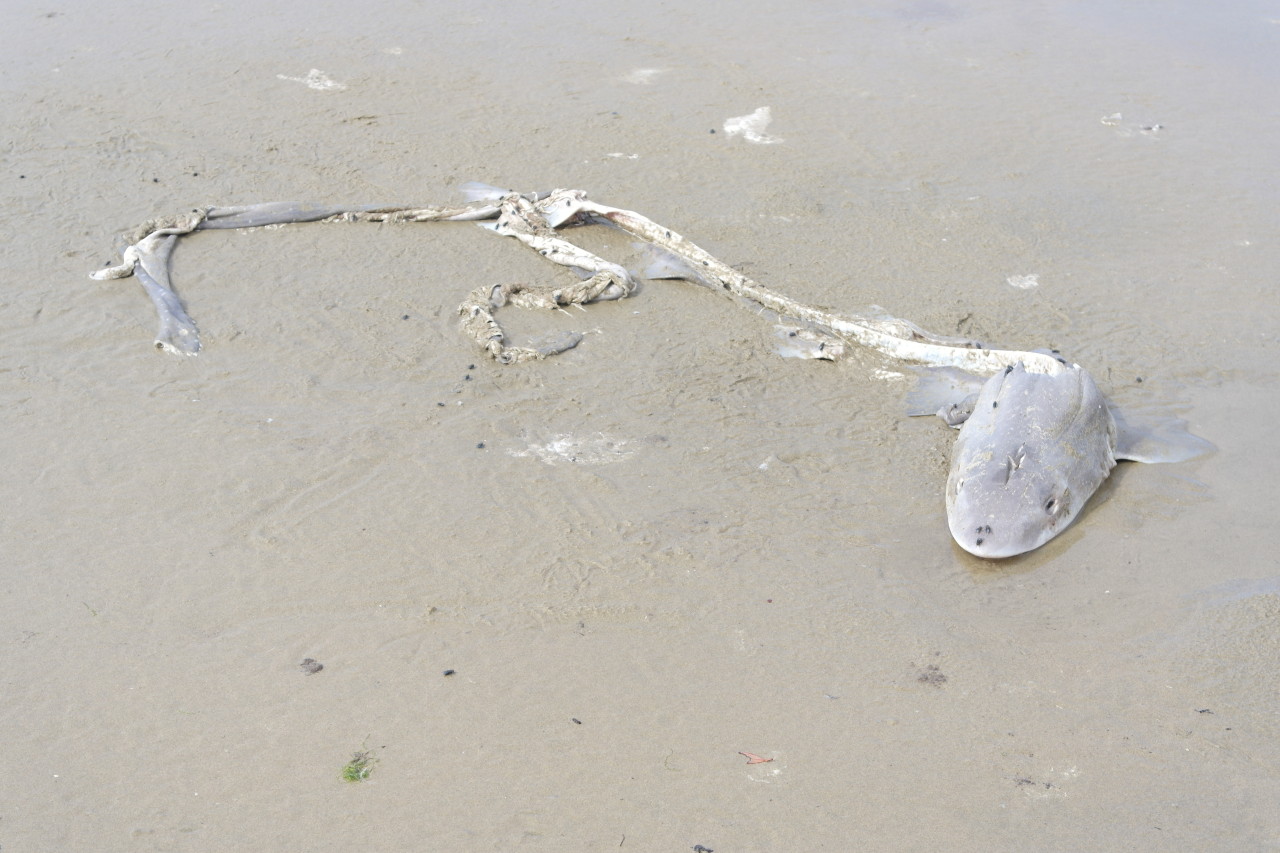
3, 1, 1279, 849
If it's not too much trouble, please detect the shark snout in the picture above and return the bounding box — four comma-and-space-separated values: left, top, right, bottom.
947, 481, 1072, 558
949, 516, 1043, 559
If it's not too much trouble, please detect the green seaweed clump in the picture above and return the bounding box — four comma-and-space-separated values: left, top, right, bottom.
341, 750, 377, 783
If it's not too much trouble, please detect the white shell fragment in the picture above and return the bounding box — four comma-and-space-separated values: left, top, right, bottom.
276, 69, 347, 91
623, 68, 664, 84
724, 107, 783, 144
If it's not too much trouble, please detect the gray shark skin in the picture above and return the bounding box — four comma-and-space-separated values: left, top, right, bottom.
915, 362, 1212, 559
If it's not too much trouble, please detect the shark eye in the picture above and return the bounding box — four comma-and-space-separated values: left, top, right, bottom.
1045, 497, 1057, 513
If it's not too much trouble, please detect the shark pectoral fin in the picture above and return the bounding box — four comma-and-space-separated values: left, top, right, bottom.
1112, 407, 1215, 463
906, 367, 985, 426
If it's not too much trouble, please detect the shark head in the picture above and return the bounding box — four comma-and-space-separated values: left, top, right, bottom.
945, 363, 1118, 558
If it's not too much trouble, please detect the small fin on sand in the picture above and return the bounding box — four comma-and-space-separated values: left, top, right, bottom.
459, 182, 512, 202
774, 326, 845, 360
1113, 407, 1215, 463
532, 330, 585, 358
636, 243, 721, 290
906, 366, 986, 423
638, 243, 692, 279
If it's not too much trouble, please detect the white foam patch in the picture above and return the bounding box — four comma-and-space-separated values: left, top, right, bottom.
511, 433, 634, 465
623, 68, 664, 84
277, 69, 346, 91
1101, 112, 1165, 137
1006, 273, 1039, 289
724, 106, 783, 144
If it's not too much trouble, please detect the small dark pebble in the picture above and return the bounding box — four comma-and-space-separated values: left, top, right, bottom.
152, 177, 159, 183
437, 402, 445, 407
19, 175, 25, 179
917, 664, 947, 686
694, 846, 714, 853
476, 442, 485, 449
402, 314, 410, 320
464, 374, 471, 381
192, 172, 199, 176
709, 128, 716, 134
1197, 708, 1213, 714
1136, 376, 1143, 383
443, 669, 456, 676
299, 658, 324, 675
468, 364, 475, 370
572, 718, 582, 725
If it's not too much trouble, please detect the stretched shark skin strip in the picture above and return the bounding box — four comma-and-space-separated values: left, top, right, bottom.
132, 233, 200, 355
89, 191, 583, 357
92, 187, 1020, 371
574, 197, 1070, 378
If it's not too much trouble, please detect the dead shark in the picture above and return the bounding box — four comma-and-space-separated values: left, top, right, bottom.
907, 362, 1211, 558
91, 188, 1212, 558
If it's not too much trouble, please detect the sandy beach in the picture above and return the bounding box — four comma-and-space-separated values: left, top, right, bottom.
3, 1, 1278, 849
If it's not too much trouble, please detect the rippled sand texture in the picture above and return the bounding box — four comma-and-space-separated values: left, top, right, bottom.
3, 1, 1279, 849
